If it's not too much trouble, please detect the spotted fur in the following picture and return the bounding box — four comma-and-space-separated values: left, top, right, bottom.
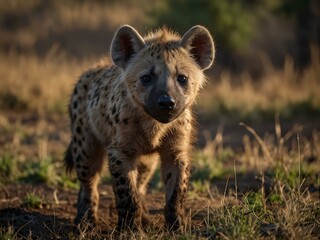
65, 25, 215, 231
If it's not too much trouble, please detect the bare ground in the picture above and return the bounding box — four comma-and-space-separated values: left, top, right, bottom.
0, 177, 263, 239
0, 111, 319, 238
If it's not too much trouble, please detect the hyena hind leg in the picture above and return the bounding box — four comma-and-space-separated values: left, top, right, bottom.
66, 135, 105, 226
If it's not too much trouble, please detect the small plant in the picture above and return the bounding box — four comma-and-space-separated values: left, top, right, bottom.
0, 226, 16, 240
208, 203, 260, 239
22, 192, 43, 209
0, 153, 16, 183
191, 180, 210, 194
20, 157, 58, 185
58, 173, 79, 190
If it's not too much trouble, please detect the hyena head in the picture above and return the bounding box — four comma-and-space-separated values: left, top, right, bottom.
111, 25, 215, 123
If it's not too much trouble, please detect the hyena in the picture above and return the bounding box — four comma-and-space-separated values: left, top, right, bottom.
64, 25, 215, 231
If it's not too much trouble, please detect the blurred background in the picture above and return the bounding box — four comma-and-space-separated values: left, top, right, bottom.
0, 0, 319, 148
1, 0, 319, 71
1, 2, 320, 238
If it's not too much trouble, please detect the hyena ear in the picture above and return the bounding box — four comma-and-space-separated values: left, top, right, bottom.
111, 25, 145, 69
180, 25, 215, 70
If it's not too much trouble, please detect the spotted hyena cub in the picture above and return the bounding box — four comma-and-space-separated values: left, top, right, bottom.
64, 25, 215, 231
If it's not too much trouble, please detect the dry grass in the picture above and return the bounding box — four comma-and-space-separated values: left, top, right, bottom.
0, 51, 88, 114
1, 117, 319, 239
0, 0, 319, 118
201, 46, 320, 119
0, 0, 152, 52
1, 46, 319, 117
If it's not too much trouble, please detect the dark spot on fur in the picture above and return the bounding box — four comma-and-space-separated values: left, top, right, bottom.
121, 91, 126, 97
74, 87, 78, 95
83, 84, 88, 90
116, 160, 121, 165
81, 171, 87, 178
115, 113, 119, 124
119, 177, 126, 185
82, 165, 89, 170
117, 189, 125, 198
75, 155, 81, 162
76, 126, 81, 134
165, 172, 172, 184
79, 118, 83, 125
112, 105, 116, 115
81, 150, 88, 158
178, 120, 184, 125
113, 57, 121, 63
123, 149, 136, 158
73, 101, 78, 109
108, 154, 117, 163
112, 171, 121, 179
123, 118, 128, 125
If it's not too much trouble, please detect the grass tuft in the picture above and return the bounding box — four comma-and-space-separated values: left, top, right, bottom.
22, 192, 43, 209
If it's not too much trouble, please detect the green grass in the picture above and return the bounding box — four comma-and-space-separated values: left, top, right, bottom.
22, 192, 43, 209
18, 157, 58, 185
0, 104, 319, 239
0, 153, 16, 183
0, 226, 16, 240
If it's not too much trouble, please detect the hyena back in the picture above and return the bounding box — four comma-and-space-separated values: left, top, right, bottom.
64, 25, 215, 231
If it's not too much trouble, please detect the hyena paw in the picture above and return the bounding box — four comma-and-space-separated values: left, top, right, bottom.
74, 209, 98, 227
165, 211, 187, 232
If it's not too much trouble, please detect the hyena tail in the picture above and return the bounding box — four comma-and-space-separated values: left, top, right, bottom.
64, 142, 74, 173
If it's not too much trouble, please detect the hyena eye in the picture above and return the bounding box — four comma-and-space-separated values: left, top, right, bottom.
140, 75, 152, 85
177, 75, 188, 86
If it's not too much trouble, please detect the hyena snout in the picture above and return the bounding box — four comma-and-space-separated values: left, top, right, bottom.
157, 95, 176, 110
145, 93, 180, 123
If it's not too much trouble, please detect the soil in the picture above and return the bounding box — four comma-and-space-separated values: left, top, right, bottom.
0, 176, 261, 239
0, 111, 319, 238
0, 183, 215, 238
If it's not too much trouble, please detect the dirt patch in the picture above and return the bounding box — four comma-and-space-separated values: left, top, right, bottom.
0, 112, 319, 238
0, 183, 227, 238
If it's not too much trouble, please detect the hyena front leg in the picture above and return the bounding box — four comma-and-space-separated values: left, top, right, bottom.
136, 153, 159, 225
72, 134, 104, 226
160, 147, 191, 231
137, 153, 158, 197
107, 148, 143, 230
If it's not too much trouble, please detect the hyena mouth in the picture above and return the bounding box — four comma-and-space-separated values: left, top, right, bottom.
144, 104, 188, 124
143, 106, 178, 124
153, 113, 176, 124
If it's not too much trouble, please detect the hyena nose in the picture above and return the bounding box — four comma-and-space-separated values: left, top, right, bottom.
158, 95, 175, 110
